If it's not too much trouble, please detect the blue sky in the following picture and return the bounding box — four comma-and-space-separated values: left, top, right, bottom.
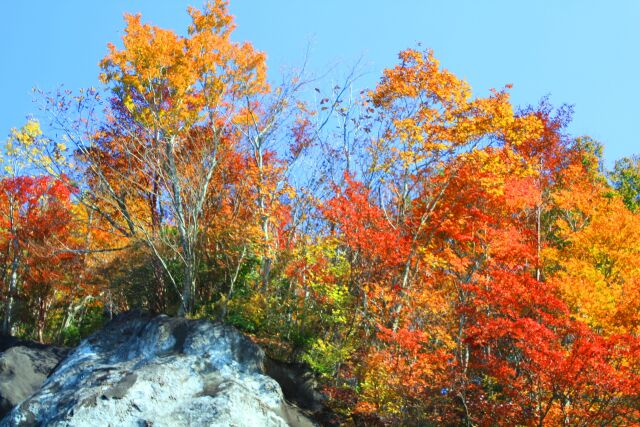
2, 1, 638, 164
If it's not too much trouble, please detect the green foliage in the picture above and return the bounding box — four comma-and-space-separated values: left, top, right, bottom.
225, 306, 260, 333
302, 338, 353, 377
610, 155, 640, 212
60, 325, 81, 346
574, 136, 606, 182
59, 305, 106, 346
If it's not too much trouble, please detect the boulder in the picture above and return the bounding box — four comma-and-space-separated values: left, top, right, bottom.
0, 338, 68, 418
1, 312, 317, 427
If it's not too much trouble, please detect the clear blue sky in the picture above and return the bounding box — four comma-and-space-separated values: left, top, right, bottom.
2, 1, 638, 164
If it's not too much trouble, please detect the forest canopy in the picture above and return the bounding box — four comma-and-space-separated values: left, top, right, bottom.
1, 1, 639, 425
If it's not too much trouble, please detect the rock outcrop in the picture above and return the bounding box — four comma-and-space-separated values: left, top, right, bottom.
0, 338, 68, 418
0, 312, 318, 427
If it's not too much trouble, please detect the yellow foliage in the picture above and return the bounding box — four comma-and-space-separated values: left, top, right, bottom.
547, 183, 640, 335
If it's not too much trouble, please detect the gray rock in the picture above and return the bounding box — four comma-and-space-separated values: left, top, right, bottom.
0, 340, 68, 418
1, 313, 316, 427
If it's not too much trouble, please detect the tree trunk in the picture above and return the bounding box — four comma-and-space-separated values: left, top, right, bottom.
37, 296, 48, 343
261, 256, 272, 291
259, 202, 271, 290
149, 180, 167, 313
2, 240, 19, 336
151, 255, 167, 313
165, 136, 196, 317
177, 246, 196, 317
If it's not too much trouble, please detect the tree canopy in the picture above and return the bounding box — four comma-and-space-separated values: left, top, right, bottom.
2, 2, 639, 425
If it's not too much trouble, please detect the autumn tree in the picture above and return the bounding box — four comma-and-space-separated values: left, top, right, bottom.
0, 175, 79, 338
22, 1, 270, 316
314, 48, 544, 423
546, 149, 640, 336
3, 2, 640, 424
308, 50, 640, 425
